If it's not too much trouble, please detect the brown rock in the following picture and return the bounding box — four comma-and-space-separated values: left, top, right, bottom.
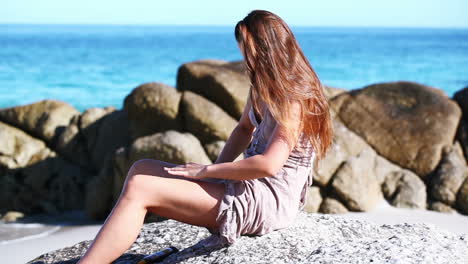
1, 151, 94, 215
181, 91, 237, 144
124, 82, 182, 139
324, 85, 346, 99
382, 170, 426, 209
176, 59, 250, 119
0, 99, 79, 144
1, 211, 24, 222
454, 87, 468, 160
319, 197, 349, 214
89, 110, 130, 169
429, 201, 456, 214
127, 130, 212, 166
314, 119, 368, 186
456, 118, 468, 161
430, 143, 468, 206
453, 86, 468, 117
331, 81, 461, 178
203, 141, 244, 163
331, 147, 384, 211
0, 121, 51, 170
85, 154, 116, 220
456, 177, 468, 214
303, 186, 323, 213
55, 108, 130, 172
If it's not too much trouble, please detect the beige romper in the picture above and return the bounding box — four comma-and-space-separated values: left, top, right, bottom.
203, 104, 316, 246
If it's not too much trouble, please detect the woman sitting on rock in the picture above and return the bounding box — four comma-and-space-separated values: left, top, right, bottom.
78, 9, 333, 264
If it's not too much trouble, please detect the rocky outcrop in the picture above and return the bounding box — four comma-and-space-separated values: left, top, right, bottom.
331, 81, 461, 178
2, 59, 468, 219
28, 212, 468, 264
124, 82, 182, 139
176, 59, 250, 119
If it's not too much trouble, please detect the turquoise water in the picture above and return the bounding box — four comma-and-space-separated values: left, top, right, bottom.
1, 25, 467, 112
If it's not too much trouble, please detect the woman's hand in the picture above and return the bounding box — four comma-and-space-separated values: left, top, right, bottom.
163, 162, 208, 179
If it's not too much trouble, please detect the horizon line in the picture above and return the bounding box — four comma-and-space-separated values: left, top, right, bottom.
1, 22, 468, 30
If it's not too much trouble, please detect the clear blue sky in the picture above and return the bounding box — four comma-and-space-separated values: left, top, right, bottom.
2, 0, 468, 28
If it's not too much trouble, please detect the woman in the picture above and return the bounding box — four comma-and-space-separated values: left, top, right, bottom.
77, 10, 332, 264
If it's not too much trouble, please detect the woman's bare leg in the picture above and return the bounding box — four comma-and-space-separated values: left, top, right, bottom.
77, 159, 225, 264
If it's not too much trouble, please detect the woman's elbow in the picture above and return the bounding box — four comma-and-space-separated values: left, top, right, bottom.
261, 162, 280, 178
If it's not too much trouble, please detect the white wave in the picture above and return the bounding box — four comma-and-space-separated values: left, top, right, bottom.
0, 223, 61, 245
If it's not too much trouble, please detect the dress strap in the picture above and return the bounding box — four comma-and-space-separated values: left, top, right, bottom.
248, 106, 260, 128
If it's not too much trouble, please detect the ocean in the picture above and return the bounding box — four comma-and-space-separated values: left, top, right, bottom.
1, 24, 467, 112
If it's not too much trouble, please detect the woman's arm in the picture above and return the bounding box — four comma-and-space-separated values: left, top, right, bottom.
214, 94, 255, 163
203, 118, 298, 180
166, 101, 302, 181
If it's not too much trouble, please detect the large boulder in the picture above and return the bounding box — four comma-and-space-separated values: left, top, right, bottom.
124, 82, 182, 139
429, 201, 457, 214
430, 143, 468, 206
176, 60, 250, 119
303, 186, 323, 213
0, 120, 94, 215
453, 86, 468, 117
319, 197, 349, 214
324, 85, 346, 99
331, 81, 461, 178
56, 108, 130, 172
0, 99, 79, 145
456, 119, 468, 161
454, 87, 468, 161
330, 147, 384, 211
84, 154, 117, 220
181, 91, 237, 144
313, 119, 368, 187
382, 170, 427, 209
55, 107, 115, 170
127, 130, 211, 166
89, 110, 130, 169
203, 140, 243, 163
456, 177, 468, 214
0, 121, 51, 171
1, 151, 94, 215
30, 212, 468, 264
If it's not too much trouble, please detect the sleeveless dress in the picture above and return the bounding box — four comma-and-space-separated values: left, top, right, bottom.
201, 105, 316, 247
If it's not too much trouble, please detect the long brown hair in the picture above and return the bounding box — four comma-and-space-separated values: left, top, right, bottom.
235, 10, 333, 168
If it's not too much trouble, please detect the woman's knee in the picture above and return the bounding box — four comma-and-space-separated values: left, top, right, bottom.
121, 159, 161, 200
127, 159, 159, 177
